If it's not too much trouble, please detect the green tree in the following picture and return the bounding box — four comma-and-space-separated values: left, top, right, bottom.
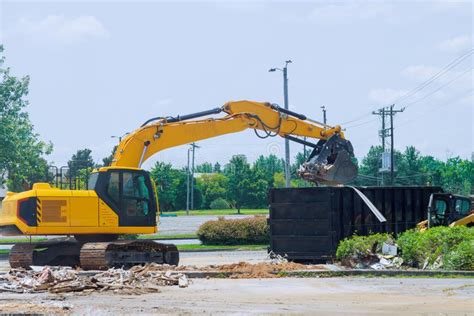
0, 45, 52, 191
213, 162, 222, 173
439, 157, 473, 195
273, 172, 286, 188
150, 163, 202, 211
195, 162, 213, 173
150, 162, 184, 212
67, 149, 95, 189
224, 155, 253, 214
253, 154, 284, 186
396, 146, 425, 185
101, 145, 117, 167
196, 173, 229, 208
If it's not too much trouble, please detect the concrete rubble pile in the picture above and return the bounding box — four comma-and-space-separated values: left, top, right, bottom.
342, 242, 405, 270
0, 264, 189, 294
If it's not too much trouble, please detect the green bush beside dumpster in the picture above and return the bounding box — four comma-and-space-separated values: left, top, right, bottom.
336, 226, 474, 270
197, 216, 269, 245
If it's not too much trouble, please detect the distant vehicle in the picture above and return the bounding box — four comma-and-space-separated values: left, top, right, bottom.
418, 193, 473, 229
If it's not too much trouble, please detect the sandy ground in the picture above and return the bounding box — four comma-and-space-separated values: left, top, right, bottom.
0, 277, 472, 315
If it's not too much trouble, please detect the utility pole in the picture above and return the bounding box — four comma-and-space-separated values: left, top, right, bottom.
186, 147, 192, 215
190, 142, 199, 209
321, 105, 327, 125
372, 105, 404, 185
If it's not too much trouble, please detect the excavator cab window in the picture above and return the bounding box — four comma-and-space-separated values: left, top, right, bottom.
122, 172, 150, 216
455, 199, 471, 216
94, 169, 157, 226
430, 198, 447, 227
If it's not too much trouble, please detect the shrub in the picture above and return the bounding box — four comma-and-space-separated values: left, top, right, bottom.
336, 233, 393, 261
397, 226, 474, 269
443, 240, 474, 271
210, 198, 230, 210
197, 216, 269, 245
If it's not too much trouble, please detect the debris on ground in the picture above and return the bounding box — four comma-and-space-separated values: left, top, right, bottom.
0, 265, 189, 294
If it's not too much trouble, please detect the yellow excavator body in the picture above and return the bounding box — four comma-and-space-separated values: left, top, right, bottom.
0, 100, 358, 269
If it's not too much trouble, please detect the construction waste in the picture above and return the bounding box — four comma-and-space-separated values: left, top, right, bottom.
0, 264, 189, 295
341, 242, 405, 270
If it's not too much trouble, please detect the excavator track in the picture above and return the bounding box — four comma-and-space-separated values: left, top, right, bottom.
9, 243, 35, 269
80, 240, 179, 270
8, 239, 179, 270
9, 240, 81, 269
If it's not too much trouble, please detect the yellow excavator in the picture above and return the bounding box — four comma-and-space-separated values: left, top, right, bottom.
0, 100, 357, 269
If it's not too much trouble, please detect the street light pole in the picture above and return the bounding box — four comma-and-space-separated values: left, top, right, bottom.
282, 62, 291, 188
269, 60, 292, 188
321, 106, 327, 125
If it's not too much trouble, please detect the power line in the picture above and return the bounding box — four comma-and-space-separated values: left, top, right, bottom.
397, 88, 473, 128
345, 118, 378, 129
340, 48, 474, 126
403, 68, 472, 109
394, 48, 473, 105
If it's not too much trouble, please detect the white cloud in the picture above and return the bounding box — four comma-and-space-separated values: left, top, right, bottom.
15, 15, 110, 44
438, 35, 472, 53
307, 2, 393, 24
368, 88, 408, 105
402, 65, 471, 88
402, 65, 441, 81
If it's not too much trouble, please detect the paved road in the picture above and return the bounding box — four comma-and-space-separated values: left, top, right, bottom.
158, 214, 255, 235
1, 278, 472, 315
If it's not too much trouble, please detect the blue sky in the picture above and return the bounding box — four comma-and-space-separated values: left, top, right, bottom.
1, 1, 472, 170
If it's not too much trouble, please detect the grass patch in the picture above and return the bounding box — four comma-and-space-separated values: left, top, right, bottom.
0, 237, 48, 244
138, 233, 197, 240
177, 244, 267, 251
0, 243, 268, 255
163, 209, 269, 216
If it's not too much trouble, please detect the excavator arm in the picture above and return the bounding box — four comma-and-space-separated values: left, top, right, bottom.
111, 100, 357, 184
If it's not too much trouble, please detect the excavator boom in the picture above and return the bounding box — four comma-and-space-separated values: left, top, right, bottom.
112, 100, 357, 184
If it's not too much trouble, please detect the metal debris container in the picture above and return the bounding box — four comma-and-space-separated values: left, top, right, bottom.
268, 186, 442, 262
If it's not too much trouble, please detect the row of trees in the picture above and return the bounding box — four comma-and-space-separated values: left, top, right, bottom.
149, 147, 473, 213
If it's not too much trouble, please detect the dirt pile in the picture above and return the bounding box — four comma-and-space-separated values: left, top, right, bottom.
210, 261, 325, 278
0, 265, 189, 295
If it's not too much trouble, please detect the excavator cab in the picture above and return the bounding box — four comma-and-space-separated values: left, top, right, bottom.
298, 134, 358, 184
428, 193, 473, 228
89, 167, 158, 227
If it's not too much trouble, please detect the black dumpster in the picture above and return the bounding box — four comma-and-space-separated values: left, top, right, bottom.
268, 186, 443, 262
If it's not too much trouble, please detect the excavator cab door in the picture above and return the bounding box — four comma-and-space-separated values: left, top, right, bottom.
92, 169, 157, 227
428, 194, 449, 227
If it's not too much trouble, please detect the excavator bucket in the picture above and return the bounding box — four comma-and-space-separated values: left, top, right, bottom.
298, 134, 358, 184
